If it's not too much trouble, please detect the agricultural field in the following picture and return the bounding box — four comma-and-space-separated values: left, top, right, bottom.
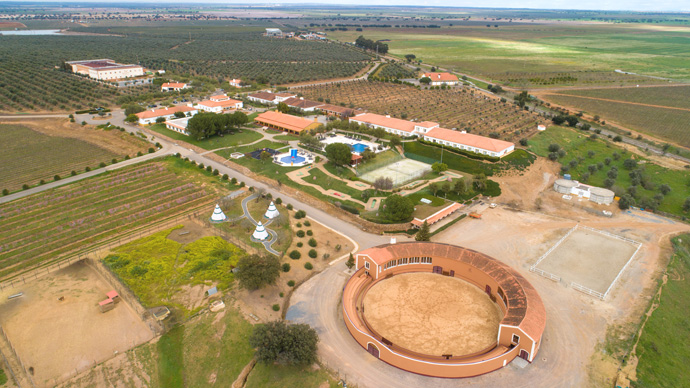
372, 62, 417, 80
539, 86, 690, 148
0, 121, 149, 192
0, 23, 370, 113
632, 234, 690, 388
327, 23, 690, 87
529, 126, 690, 216
0, 158, 225, 279
298, 80, 543, 141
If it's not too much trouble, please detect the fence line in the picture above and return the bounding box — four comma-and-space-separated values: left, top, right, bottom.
0, 325, 35, 387
0, 346, 19, 388
578, 225, 641, 246
528, 267, 561, 282
571, 282, 605, 300
530, 224, 578, 271
603, 242, 643, 300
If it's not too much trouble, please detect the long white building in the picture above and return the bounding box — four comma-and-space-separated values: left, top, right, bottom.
350, 113, 514, 158
66, 59, 144, 81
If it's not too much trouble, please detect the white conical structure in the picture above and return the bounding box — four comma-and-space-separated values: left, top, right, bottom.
252, 222, 269, 240
210, 204, 227, 223
264, 201, 280, 219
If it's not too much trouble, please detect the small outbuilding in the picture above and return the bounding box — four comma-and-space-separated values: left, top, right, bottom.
252, 222, 269, 241
210, 204, 228, 223
264, 201, 280, 219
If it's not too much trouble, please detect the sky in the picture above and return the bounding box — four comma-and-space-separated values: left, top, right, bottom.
20, 1, 690, 12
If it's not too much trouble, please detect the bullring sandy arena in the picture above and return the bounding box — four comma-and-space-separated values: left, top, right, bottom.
362, 272, 501, 356
0, 261, 153, 387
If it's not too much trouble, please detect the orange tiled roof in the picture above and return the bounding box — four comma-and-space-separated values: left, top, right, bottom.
135, 105, 196, 119
162, 82, 186, 88
198, 98, 242, 108
421, 72, 459, 82
249, 92, 277, 101
351, 113, 419, 133
425, 127, 514, 153
255, 111, 317, 133
357, 242, 546, 341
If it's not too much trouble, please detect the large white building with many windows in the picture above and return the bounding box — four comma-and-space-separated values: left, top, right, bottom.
66, 59, 144, 80
350, 113, 514, 158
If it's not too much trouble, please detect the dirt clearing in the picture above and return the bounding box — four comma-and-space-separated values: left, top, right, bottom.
363, 272, 501, 356
0, 261, 154, 387
535, 228, 640, 294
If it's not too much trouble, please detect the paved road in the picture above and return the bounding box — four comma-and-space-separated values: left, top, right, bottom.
0, 114, 70, 119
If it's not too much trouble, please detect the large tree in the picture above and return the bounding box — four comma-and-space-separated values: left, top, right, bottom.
325, 143, 352, 167
415, 220, 431, 241
187, 111, 248, 140
382, 194, 414, 222
236, 254, 281, 290
250, 321, 319, 365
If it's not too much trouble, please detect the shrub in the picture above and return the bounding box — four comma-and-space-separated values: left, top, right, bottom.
71, 170, 77, 176
308, 249, 317, 258
308, 238, 317, 247
22, 184, 29, 190
148, 147, 155, 153
296, 230, 305, 238
303, 220, 311, 227
39, 180, 45, 185
297, 242, 303, 248
287, 280, 295, 287
206, 166, 213, 172
272, 304, 280, 311
306, 230, 313, 236
137, 151, 143, 157
236, 254, 281, 290
213, 169, 219, 176
289, 250, 301, 260
286, 204, 294, 210
275, 197, 282, 205
279, 292, 284, 297
222, 174, 229, 180
2, 189, 8, 196
294, 210, 306, 219
99, 162, 106, 168
231, 177, 237, 184
54, 175, 61, 181
282, 263, 291, 272
296, 222, 302, 228
304, 262, 313, 270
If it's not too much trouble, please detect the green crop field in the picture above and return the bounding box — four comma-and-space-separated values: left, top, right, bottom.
0, 22, 370, 112
299, 81, 544, 141
0, 158, 226, 279
529, 126, 690, 216
541, 86, 690, 147
633, 234, 690, 387
0, 124, 124, 192
328, 23, 690, 87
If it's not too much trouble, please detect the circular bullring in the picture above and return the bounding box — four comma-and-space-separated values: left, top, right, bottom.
342, 242, 546, 378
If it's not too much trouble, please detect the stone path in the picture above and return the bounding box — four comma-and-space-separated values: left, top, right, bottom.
240, 193, 281, 256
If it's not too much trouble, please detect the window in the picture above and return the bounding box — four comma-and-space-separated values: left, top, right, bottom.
512, 334, 520, 344
365, 261, 370, 269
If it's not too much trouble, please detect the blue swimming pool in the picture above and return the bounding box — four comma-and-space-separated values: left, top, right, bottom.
351, 143, 369, 154
280, 155, 306, 164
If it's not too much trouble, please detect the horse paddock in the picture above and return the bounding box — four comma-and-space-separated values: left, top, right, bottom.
0, 261, 154, 387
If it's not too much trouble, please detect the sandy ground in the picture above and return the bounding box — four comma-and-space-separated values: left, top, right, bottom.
0, 262, 154, 387
537, 229, 640, 293
363, 272, 500, 356
492, 158, 560, 209
0, 118, 148, 156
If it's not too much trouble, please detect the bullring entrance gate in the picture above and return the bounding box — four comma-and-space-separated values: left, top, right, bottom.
367, 343, 380, 358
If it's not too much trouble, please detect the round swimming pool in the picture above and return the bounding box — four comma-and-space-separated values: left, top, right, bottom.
280, 155, 306, 164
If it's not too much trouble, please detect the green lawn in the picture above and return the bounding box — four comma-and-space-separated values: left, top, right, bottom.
149, 123, 264, 150
158, 325, 185, 388
302, 167, 367, 201
528, 126, 690, 216
633, 235, 690, 387
274, 134, 300, 141
404, 141, 495, 176
407, 191, 446, 207
323, 162, 356, 180
245, 363, 339, 388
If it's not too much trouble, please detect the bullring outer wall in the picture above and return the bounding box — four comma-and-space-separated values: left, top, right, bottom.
342, 242, 546, 378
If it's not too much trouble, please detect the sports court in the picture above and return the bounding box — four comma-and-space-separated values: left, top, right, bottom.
0, 261, 154, 386
362, 272, 501, 356
534, 226, 641, 296
359, 159, 431, 187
